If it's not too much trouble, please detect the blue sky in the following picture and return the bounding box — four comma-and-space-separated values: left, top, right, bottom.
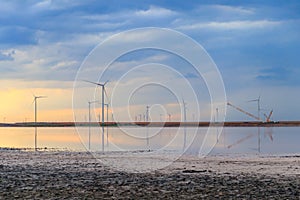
0, 0, 300, 122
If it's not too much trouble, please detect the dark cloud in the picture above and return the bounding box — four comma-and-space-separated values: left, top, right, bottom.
0, 50, 15, 61
256, 67, 300, 87
0, 0, 299, 87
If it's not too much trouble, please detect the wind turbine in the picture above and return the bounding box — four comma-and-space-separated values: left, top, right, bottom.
248, 95, 262, 153
83, 80, 109, 126
33, 95, 47, 151
83, 80, 108, 151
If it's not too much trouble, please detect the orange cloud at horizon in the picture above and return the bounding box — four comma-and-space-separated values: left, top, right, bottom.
0, 82, 75, 122
1, 79, 200, 123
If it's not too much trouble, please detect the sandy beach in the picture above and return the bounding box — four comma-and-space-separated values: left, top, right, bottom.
0, 149, 299, 199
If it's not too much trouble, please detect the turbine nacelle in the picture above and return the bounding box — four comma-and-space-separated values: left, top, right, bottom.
34, 96, 47, 100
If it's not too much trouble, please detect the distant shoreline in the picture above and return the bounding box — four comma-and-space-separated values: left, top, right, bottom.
1, 121, 300, 127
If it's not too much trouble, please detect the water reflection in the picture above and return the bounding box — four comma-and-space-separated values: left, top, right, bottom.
222, 127, 274, 154
0, 127, 299, 155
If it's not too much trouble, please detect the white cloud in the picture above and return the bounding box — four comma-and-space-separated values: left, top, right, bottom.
205, 5, 255, 15
81, 6, 177, 27
51, 61, 78, 70
0, 42, 81, 81
178, 20, 281, 31
135, 6, 177, 17
89, 21, 129, 29
105, 28, 166, 44
31, 0, 84, 12
32, 0, 52, 10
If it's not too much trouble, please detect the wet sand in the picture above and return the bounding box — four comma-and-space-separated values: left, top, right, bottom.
0, 150, 299, 199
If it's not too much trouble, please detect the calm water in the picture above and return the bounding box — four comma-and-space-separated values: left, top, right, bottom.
0, 126, 299, 156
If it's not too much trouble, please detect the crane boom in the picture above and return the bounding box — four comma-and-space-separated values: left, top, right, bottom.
227, 102, 262, 121
227, 133, 254, 149
267, 110, 273, 122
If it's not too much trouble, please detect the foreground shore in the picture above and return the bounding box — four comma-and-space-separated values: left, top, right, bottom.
0, 150, 299, 199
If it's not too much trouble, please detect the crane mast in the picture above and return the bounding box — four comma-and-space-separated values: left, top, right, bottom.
264, 110, 273, 122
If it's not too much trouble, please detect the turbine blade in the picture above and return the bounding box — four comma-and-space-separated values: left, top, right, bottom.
31, 98, 35, 105
89, 100, 99, 104
247, 99, 258, 102
82, 79, 104, 86
104, 87, 112, 104
104, 87, 109, 100
37, 96, 47, 99
103, 80, 109, 86
30, 90, 36, 98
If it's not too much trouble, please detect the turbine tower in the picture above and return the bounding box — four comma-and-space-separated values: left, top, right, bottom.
104, 103, 109, 122
104, 103, 109, 146
182, 99, 187, 123
182, 99, 187, 150
33, 95, 47, 151
146, 105, 150, 122
248, 95, 261, 120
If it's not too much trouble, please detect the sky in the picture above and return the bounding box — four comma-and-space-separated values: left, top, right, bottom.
0, 0, 300, 122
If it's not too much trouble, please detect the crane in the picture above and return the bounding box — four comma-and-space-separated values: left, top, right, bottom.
263, 110, 273, 122
227, 102, 262, 121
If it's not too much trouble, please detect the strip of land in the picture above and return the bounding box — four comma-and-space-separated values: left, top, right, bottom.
1, 121, 300, 127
